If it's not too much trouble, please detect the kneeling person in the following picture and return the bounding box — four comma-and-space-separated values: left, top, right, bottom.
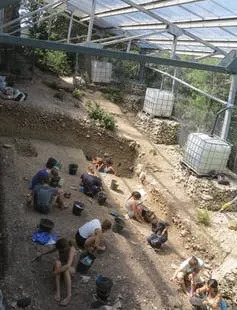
75, 219, 112, 252
33, 176, 64, 214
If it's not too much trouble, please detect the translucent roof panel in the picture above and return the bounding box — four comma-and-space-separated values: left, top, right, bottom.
65, 0, 237, 57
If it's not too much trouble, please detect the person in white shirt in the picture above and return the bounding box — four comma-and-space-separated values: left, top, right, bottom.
171, 256, 204, 296
75, 219, 112, 252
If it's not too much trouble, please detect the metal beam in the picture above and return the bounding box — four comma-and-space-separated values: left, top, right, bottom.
0, 34, 229, 73
146, 39, 237, 49
221, 75, 237, 139
119, 17, 237, 31
87, 0, 96, 42
0, 0, 20, 10
67, 11, 74, 43
147, 65, 228, 105
120, 0, 226, 55
2, 0, 67, 31
92, 35, 124, 43
102, 30, 165, 46
9, 10, 60, 36
81, 0, 204, 20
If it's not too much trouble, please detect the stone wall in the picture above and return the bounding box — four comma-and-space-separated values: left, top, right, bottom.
136, 111, 180, 145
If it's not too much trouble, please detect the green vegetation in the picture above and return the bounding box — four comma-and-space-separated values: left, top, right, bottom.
72, 88, 83, 100
103, 87, 123, 103
88, 103, 115, 131
149, 149, 157, 156
35, 49, 72, 76
196, 208, 211, 226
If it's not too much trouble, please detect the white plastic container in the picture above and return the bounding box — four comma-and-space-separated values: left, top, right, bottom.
183, 133, 231, 175
91, 60, 112, 83
143, 88, 174, 117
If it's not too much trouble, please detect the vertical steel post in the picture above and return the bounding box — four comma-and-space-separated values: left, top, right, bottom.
126, 39, 132, 52
67, 11, 74, 43
221, 74, 237, 140
171, 35, 178, 93
87, 0, 96, 42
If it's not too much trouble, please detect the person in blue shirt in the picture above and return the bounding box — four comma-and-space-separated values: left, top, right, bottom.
33, 175, 65, 213
29, 157, 57, 190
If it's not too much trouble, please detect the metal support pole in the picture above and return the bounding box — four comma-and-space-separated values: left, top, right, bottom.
67, 11, 74, 43
171, 35, 178, 93
126, 40, 132, 52
221, 74, 237, 140
87, 0, 96, 42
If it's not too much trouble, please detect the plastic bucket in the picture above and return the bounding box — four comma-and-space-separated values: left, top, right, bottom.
39, 218, 54, 233
112, 217, 125, 233
76, 252, 96, 273
72, 201, 85, 216
96, 276, 113, 301
110, 179, 118, 191
69, 164, 78, 175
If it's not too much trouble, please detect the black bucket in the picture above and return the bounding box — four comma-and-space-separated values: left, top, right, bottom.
96, 276, 113, 301
112, 217, 125, 234
69, 164, 78, 175
72, 201, 85, 216
39, 218, 54, 233
76, 252, 96, 273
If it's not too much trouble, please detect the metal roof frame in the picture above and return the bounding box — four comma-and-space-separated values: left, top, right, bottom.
81, 0, 204, 20
0, 34, 231, 73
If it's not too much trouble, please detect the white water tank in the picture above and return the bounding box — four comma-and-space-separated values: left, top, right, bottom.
183, 133, 231, 175
143, 88, 174, 117
91, 60, 112, 83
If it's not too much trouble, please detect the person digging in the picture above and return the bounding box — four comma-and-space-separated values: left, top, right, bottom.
75, 219, 112, 253
171, 256, 204, 296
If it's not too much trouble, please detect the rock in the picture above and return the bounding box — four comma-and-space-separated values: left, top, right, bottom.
136, 112, 180, 145
2, 144, 13, 149
228, 220, 237, 231
80, 275, 90, 283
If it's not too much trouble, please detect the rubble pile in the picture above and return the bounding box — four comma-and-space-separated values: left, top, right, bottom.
173, 166, 237, 210
136, 112, 180, 145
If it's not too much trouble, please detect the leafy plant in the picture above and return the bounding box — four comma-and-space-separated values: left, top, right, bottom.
88, 103, 115, 131
149, 149, 157, 156
103, 87, 123, 103
72, 88, 83, 100
35, 49, 72, 76
196, 208, 211, 226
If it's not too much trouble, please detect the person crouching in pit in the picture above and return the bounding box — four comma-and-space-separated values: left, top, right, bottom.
75, 219, 112, 253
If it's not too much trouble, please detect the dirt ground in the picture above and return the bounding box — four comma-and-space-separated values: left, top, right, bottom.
0, 72, 234, 310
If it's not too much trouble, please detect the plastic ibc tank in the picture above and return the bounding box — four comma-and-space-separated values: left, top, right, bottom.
91, 60, 112, 83
143, 88, 174, 117
183, 133, 231, 175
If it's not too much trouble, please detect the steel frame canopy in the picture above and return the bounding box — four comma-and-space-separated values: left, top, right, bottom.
70, 0, 237, 57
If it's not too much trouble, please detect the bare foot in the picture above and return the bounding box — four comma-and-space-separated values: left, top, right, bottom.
60, 296, 71, 306
54, 293, 61, 302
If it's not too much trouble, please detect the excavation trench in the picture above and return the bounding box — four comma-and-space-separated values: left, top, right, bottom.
0, 103, 137, 178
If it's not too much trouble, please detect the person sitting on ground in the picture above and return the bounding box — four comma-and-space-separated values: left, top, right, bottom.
0, 75, 27, 102
81, 165, 102, 197
125, 191, 144, 222
35, 238, 76, 306
92, 157, 104, 170
75, 219, 112, 252
98, 158, 115, 174
171, 256, 204, 296
147, 220, 169, 249
29, 157, 57, 190
33, 175, 65, 214
190, 279, 227, 310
